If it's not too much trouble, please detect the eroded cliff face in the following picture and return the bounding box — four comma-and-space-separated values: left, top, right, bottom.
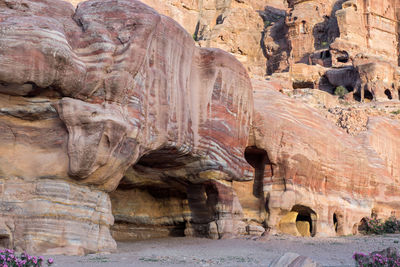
68, 0, 288, 77
3, 0, 400, 256
0, 0, 252, 254
284, 0, 400, 102
249, 80, 400, 237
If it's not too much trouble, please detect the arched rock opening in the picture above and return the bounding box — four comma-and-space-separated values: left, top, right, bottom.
109, 147, 242, 241
244, 146, 273, 222
336, 51, 349, 63
364, 89, 374, 100
278, 205, 317, 237
292, 205, 317, 237
0, 234, 11, 249
333, 211, 344, 235
357, 217, 369, 234
385, 89, 393, 100
244, 146, 271, 198
355, 86, 374, 101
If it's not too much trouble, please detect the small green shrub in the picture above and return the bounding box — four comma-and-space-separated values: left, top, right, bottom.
391, 110, 400, 115
264, 20, 272, 28
334, 86, 349, 98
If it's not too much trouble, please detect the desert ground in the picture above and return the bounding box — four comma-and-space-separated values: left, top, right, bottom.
50, 234, 400, 266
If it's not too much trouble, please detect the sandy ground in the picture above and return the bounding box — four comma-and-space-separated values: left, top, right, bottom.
50, 234, 400, 266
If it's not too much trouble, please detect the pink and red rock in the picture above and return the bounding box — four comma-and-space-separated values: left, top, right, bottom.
2, 0, 400, 257
249, 80, 400, 236
0, 0, 252, 254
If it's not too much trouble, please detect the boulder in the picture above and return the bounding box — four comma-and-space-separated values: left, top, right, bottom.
270, 252, 321, 267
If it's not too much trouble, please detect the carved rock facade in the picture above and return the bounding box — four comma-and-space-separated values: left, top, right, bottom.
249, 80, 400, 237
285, 0, 400, 101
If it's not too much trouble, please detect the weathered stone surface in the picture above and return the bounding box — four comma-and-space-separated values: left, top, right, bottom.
259, 0, 400, 103
66, 0, 400, 104
67, 0, 287, 77
0, 0, 253, 254
4, 0, 400, 258
270, 252, 322, 267
249, 81, 400, 237
0, 178, 115, 255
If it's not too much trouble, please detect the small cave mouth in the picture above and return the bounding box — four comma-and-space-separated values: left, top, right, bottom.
216, 14, 225, 25
293, 81, 315, 89
244, 146, 271, 199
364, 89, 374, 100
354, 87, 374, 102
357, 217, 368, 234
346, 85, 354, 92
385, 89, 393, 100
292, 205, 317, 237
300, 20, 307, 34
319, 50, 331, 59
336, 52, 349, 63
0, 235, 10, 249
333, 213, 338, 232
333, 212, 344, 235
244, 146, 270, 169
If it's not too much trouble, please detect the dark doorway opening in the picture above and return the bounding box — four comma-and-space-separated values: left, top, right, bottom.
291, 205, 317, 237
333, 213, 338, 232
244, 146, 271, 198
385, 89, 393, 100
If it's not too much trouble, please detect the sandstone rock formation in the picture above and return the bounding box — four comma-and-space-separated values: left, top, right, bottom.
67, 0, 400, 101
270, 252, 322, 267
249, 81, 400, 237
0, 0, 252, 254
2, 0, 400, 258
67, 0, 289, 77
284, 0, 400, 101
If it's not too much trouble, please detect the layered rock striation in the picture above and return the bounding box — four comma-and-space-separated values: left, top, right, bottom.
2, 0, 400, 257
0, 0, 252, 254
68, 0, 289, 77
249, 81, 400, 237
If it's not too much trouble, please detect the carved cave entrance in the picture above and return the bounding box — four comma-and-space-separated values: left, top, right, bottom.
244, 146, 273, 220
336, 51, 349, 63
0, 234, 10, 249
244, 146, 271, 199
333, 212, 344, 235
385, 89, 393, 100
354, 86, 374, 102
109, 148, 222, 241
357, 217, 369, 234
292, 205, 317, 237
